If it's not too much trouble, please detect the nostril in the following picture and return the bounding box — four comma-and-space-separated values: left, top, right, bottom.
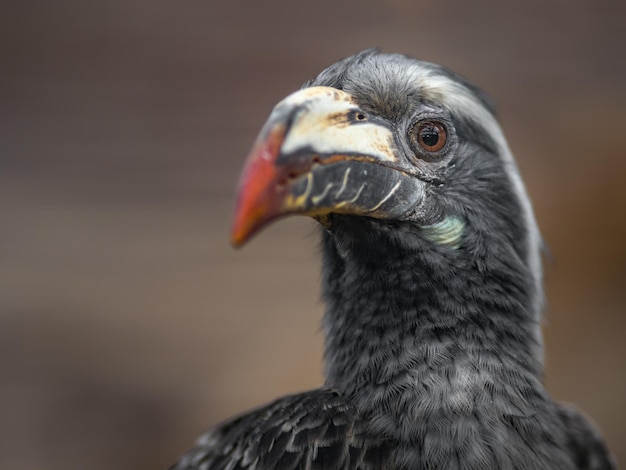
312, 156, 322, 164
287, 171, 298, 179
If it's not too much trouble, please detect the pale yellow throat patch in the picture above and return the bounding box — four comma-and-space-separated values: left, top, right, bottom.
420, 216, 465, 249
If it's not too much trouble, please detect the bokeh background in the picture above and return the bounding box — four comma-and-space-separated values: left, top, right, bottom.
1, 1, 625, 468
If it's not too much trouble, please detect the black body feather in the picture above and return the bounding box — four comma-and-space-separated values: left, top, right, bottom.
172, 50, 614, 470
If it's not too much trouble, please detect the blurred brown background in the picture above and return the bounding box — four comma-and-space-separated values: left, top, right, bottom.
1, 1, 624, 469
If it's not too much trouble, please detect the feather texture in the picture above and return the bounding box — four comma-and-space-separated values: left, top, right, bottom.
172, 50, 615, 469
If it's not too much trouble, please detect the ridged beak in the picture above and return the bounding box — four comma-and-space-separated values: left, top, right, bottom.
231, 86, 423, 247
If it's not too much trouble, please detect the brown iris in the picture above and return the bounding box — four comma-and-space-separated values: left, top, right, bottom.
415, 121, 447, 153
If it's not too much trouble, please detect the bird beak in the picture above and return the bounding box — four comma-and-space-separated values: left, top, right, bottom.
231, 86, 423, 247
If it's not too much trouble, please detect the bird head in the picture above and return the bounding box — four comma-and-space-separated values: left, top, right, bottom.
231, 49, 542, 309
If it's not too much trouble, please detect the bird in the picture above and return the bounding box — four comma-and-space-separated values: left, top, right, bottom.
172, 49, 615, 469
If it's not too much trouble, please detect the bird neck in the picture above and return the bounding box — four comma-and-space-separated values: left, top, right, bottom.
319, 217, 545, 432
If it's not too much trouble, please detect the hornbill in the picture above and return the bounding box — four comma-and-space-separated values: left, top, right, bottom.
172, 50, 614, 469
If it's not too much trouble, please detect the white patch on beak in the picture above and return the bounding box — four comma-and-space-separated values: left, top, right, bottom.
273, 87, 398, 163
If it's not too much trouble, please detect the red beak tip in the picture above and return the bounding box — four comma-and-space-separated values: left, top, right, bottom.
230, 236, 245, 249
230, 224, 249, 248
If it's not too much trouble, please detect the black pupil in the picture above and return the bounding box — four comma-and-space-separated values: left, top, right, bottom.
420, 125, 439, 148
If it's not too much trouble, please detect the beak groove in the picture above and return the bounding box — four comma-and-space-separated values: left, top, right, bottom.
230, 87, 423, 247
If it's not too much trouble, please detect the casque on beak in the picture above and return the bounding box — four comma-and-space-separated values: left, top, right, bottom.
231, 86, 424, 247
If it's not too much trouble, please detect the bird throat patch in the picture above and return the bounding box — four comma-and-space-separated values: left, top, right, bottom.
419, 215, 464, 249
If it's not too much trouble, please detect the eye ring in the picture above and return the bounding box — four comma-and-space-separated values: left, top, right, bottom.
409, 120, 449, 159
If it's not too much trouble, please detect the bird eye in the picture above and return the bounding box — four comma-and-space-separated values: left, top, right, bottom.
410, 120, 448, 157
